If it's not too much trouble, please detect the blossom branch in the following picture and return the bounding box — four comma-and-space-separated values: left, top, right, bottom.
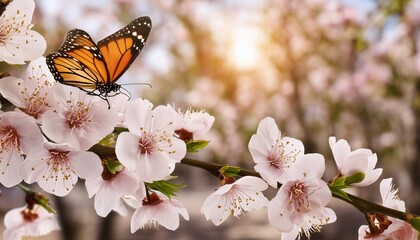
89, 143, 417, 226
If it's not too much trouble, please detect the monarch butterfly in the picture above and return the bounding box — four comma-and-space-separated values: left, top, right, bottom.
46, 16, 152, 108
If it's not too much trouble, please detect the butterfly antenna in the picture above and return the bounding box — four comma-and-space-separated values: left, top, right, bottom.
119, 83, 152, 88
104, 97, 111, 109
119, 86, 132, 100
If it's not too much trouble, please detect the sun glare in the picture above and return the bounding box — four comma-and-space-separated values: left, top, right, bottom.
228, 26, 265, 70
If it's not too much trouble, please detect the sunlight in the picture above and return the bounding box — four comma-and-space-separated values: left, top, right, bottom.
227, 26, 266, 70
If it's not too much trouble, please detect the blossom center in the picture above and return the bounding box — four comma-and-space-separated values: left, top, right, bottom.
138, 132, 157, 154
48, 149, 70, 164
22, 86, 51, 119
65, 103, 90, 128
46, 149, 72, 180
0, 125, 20, 150
267, 147, 283, 169
288, 182, 311, 213
20, 209, 39, 223
0, 24, 9, 45
142, 192, 163, 205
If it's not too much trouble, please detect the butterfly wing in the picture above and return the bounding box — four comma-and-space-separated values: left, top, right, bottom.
46, 29, 109, 90
97, 16, 152, 83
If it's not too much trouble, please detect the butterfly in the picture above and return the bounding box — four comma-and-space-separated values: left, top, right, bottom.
46, 16, 152, 108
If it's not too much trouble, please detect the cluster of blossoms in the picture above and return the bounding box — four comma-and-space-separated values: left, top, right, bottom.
0, 1, 419, 240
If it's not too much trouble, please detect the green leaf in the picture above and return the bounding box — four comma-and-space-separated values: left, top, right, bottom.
331, 189, 352, 202
146, 180, 187, 200
186, 140, 210, 153
410, 217, 420, 232
329, 176, 348, 190
219, 166, 241, 177
105, 159, 124, 174
98, 132, 118, 146
344, 172, 365, 185
115, 127, 129, 133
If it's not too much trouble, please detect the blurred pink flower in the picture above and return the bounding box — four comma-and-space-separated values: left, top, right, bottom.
201, 176, 268, 226
0, 111, 43, 187
131, 192, 189, 232
3, 205, 60, 240
0, 0, 46, 64
116, 99, 186, 182
41, 84, 118, 151
21, 142, 102, 197
248, 117, 304, 187
406, 0, 420, 26
267, 154, 336, 239
0, 57, 55, 121
358, 178, 418, 240
329, 136, 382, 187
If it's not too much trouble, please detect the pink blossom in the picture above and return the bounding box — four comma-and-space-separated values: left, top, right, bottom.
201, 176, 268, 226
0, 0, 46, 64
131, 192, 189, 232
249, 117, 304, 187
3, 205, 60, 240
329, 136, 382, 186
267, 154, 336, 239
0, 111, 43, 187
0, 57, 55, 121
172, 106, 215, 141
21, 142, 102, 196
41, 84, 118, 151
358, 178, 418, 240
116, 99, 186, 182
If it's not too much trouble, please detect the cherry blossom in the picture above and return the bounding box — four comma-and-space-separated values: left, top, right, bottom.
115, 99, 186, 182
267, 153, 336, 239
41, 84, 118, 151
3, 205, 60, 240
358, 178, 418, 240
85, 166, 140, 217
201, 176, 268, 226
0, 111, 43, 187
0, 57, 55, 121
20, 142, 102, 196
248, 117, 305, 187
172, 106, 215, 141
329, 136, 382, 187
131, 192, 189, 232
0, 0, 46, 64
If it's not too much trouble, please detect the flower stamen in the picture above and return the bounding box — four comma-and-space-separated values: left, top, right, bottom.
65, 102, 91, 128
139, 133, 157, 154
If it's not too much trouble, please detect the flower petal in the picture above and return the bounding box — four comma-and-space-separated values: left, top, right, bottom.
71, 152, 102, 179
0, 150, 23, 187
125, 98, 153, 135
94, 185, 119, 217
115, 132, 140, 171
329, 137, 350, 168
256, 117, 281, 144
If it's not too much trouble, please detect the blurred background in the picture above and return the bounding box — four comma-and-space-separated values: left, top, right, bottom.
1, 0, 420, 239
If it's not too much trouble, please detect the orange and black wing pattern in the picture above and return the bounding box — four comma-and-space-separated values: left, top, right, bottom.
46, 29, 109, 90
98, 16, 151, 83
46, 16, 152, 97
